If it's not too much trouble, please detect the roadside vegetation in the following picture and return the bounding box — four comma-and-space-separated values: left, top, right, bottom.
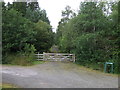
3, 53, 44, 66
1, 1, 120, 73
0, 83, 19, 88
2, 1, 54, 66
55, 2, 120, 73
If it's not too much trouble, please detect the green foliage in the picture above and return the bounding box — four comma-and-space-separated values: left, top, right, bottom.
55, 6, 76, 47
33, 20, 54, 53
24, 44, 36, 55
61, 5, 76, 23
2, 1, 54, 65
12, 2, 27, 16
3, 52, 45, 66
28, 2, 39, 11
3, 53, 32, 66
1, 83, 19, 88
22, 44, 36, 64
75, 33, 96, 63
56, 2, 120, 73
25, 7, 50, 24
2, 8, 36, 54
3, 44, 36, 65
74, 32, 112, 64
33, 61, 45, 65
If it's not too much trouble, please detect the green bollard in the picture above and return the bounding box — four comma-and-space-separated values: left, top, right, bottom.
104, 63, 107, 73
104, 62, 114, 73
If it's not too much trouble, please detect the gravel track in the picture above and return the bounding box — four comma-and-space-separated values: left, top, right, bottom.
1, 62, 118, 88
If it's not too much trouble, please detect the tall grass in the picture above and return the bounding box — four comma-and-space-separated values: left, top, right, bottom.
3, 53, 36, 66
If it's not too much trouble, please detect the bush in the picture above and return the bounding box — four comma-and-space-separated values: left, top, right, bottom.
3, 53, 35, 66
75, 33, 97, 63
74, 32, 119, 73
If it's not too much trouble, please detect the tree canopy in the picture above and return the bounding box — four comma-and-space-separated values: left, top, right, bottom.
56, 1, 119, 73
2, 1, 54, 63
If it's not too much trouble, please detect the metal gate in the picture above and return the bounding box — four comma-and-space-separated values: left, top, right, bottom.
35, 52, 75, 62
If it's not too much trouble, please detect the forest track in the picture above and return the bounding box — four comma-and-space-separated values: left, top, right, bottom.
1, 62, 118, 88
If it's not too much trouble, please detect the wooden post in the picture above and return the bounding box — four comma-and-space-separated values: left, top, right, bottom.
73, 54, 75, 63
43, 52, 45, 61
38, 52, 39, 60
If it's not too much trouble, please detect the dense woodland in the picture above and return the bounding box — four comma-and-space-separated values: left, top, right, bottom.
2, 1, 54, 65
2, 1, 120, 73
55, 2, 120, 73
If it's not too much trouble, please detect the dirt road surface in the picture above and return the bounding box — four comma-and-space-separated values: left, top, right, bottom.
1, 62, 118, 88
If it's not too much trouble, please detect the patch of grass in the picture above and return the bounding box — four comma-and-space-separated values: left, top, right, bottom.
0, 83, 18, 88
75, 62, 118, 76
3, 53, 47, 66
3, 54, 36, 66
86, 63, 104, 71
2, 60, 45, 67
2, 54, 45, 67
75, 62, 104, 71
32, 60, 45, 65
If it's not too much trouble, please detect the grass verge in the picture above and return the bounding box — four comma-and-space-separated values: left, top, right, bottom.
32, 60, 45, 65
3, 53, 45, 66
0, 83, 18, 88
2, 60, 45, 67
74, 62, 118, 76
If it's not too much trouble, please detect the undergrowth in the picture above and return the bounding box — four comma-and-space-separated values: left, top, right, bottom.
2, 53, 44, 66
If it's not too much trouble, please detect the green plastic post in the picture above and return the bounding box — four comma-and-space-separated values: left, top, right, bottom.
104, 62, 107, 73
111, 64, 113, 73
104, 62, 113, 73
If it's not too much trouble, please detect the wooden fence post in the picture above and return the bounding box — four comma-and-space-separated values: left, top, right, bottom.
38, 52, 39, 60
73, 54, 75, 62
43, 52, 45, 61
